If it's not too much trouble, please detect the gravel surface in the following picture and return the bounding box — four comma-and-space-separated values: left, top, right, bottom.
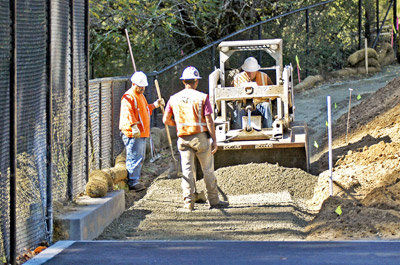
98, 65, 400, 241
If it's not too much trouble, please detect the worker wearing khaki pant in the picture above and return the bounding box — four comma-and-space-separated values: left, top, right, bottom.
163, 66, 228, 211
177, 133, 219, 207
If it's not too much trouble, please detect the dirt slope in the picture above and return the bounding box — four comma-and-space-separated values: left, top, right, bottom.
307, 77, 400, 239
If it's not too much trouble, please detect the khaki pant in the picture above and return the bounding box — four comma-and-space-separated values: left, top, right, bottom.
177, 132, 219, 205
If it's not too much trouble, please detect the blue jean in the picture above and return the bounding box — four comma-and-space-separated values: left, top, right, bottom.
234, 101, 273, 129
121, 134, 146, 186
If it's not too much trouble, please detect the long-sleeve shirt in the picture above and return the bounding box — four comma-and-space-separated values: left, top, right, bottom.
119, 87, 155, 138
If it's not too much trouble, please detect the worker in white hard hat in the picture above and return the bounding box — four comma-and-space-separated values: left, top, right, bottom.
233, 57, 274, 129
119, 71, 165, 191
163, 66, 228, 211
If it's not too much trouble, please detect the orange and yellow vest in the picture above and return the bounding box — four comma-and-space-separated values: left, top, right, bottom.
169, 89, 208, 137
233, 71, 273, 87
119, 88, 155, 138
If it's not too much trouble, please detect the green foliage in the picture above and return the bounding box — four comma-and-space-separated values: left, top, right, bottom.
90, 0, 302, 78
89, 0, 392, 81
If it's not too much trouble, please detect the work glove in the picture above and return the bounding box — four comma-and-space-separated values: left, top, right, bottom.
153, 98, 165, 108
131, 124, 141, 138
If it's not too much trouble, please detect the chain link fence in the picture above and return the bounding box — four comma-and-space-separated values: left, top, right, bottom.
0, 0, 89, 261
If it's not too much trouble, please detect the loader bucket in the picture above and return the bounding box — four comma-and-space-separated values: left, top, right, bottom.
214, 145, 308, 171
214, 121, 309, 172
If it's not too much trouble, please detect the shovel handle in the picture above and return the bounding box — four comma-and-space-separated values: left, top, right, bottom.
154, 79, 177, 163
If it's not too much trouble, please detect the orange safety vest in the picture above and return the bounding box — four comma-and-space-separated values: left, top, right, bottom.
233, 71, 273, 87
169, 89, 208, 137
119, 88, 154, 138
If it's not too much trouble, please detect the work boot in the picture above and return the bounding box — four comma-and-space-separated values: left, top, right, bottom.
209, 201, 229, 209
129, 182, 146, 192
182, 201, 194, 211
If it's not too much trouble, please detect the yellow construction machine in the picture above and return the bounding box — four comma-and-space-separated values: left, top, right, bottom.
208, 39, 309, 171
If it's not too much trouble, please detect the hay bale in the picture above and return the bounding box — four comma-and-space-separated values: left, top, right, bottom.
330, 68, 357, 78
356, 66, 381, 74
101, 168, 114, 191
377, 42, 395, 65
113, 180, 128, 191
294, 75, 324, 91
86, 170, 109, 197
114, 150, 126, 165
110, 165, 128, 183
348, 48, 378, 66
355, 58, 381, 68
86, 178, 108, 198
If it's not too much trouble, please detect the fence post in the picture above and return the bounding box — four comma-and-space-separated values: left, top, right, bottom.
394, 0, 397, 54
85, 0, 90, 180
359, 0, 363, 50
45, 0, 53, 244
67, 0, 74, 200
9, 0, 17, 263
258, 25, 262, 63
211, 45, 216, 70
376, 0, 379, 34
99, 82, 102, 169
111, 81, 114, 165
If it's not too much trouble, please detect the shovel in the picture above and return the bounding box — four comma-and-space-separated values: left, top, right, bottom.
149, 135, 161, 163
154, 80, 179, 178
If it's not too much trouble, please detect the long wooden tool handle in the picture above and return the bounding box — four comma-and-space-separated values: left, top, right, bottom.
124, 29, 137, 72
155, 80, 177, 162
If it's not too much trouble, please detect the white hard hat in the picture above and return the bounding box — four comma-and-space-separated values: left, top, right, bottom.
241, 57, 260, 72
130, 71, 148, 87
180, 66, 202, 80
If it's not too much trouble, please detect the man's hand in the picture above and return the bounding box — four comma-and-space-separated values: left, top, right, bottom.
211, 139, 218, 154
153, 98, 165, 108
131, 124, 141, 138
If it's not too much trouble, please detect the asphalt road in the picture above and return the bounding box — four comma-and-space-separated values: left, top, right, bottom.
26, 240, 400, 265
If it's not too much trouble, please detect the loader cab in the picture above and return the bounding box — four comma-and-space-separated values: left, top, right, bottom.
205, 39, 309, 173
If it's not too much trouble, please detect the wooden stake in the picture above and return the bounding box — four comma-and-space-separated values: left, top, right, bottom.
365, 38, 368, 74
124, 29, 136, 73
154, 80, 178, 165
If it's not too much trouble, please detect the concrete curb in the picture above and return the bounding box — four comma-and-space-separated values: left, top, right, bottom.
23, 241, 75, 265
54, 190, 125, 240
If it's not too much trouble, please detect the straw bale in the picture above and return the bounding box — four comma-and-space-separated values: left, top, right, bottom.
114, 150, 126, 165
294, 75, 324, 91
110, 165, 128, 183
86, 178, 108, 198
330, 68, 357, 78
356, 66, 381, 75
101, 168, 114, 191
355, 58, 381, 68
377, 43, 396, 66
348, 48, 378, 66
113, 180, 128, 191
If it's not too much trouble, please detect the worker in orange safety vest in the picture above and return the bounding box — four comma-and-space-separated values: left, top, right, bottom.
119, 71, 164, 191
163, 66, 229, 211
233, 57, 274, 129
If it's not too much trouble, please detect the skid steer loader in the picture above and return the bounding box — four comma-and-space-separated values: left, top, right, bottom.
208, 39, 309, 171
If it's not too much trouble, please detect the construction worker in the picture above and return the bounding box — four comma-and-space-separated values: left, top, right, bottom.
163, 66, 228, 211
119, 71, 164, 191
233, 57, 274, 129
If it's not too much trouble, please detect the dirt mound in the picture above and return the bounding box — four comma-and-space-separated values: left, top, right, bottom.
332, 76, 400, 141
215, 163, 318, 200
336, 141, 400, 166
306, 196, 400, 240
